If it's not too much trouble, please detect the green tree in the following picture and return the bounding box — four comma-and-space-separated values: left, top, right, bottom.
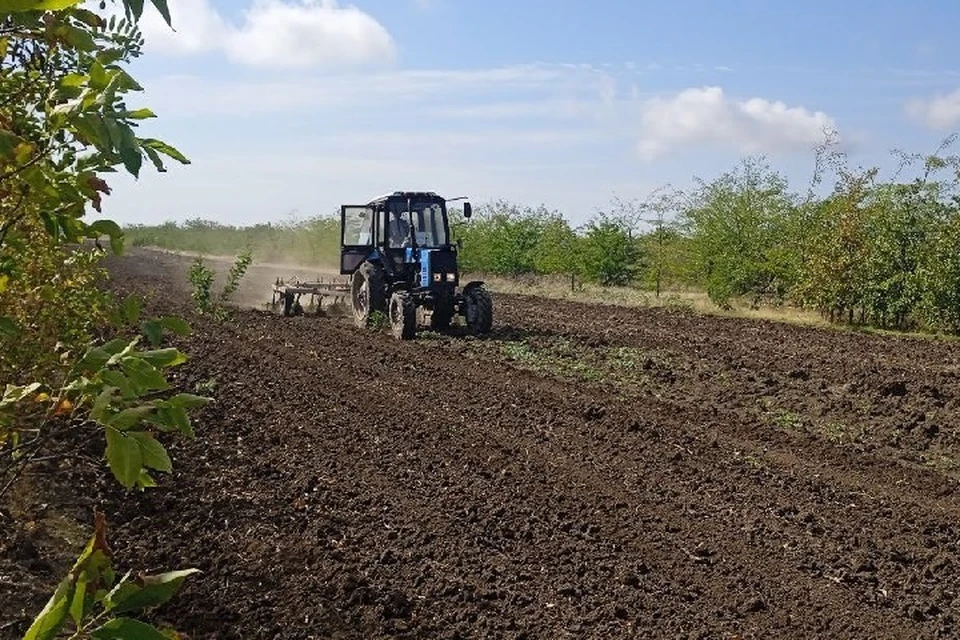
683, 157, 797, 308
455, 200, 557, 275
578, 214, 639, 286
919, 201, 960, 332
533, 214, 578, 275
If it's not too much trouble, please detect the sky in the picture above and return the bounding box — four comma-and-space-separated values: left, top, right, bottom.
92, 0, 960, 228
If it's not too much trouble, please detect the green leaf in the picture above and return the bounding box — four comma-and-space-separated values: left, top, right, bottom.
0, 129, 23, 158
121, 295, 142, 325
23, 516, 112, 640
68, 571, 88, 626
101, 574, 138, 612
124, 0, 145, 20
60, 73, 87, 89
89, 62, 109, 90
150, 406, 193, 437
101, 371, 135, 399
140, 138, 189, 165
108, 569, 199, 614
101, 339, 139, 369
96, 47, 125, 66
129, 431, 171, 472
148, 0, 172, 27
105, 427, 143, 488
106, 406, 156, 431
72, 8, 103, 28
90, 386, 118, 422
0, 315, 19, 337
160, 317, 191, 335
88, 219, 125, 255
91, 617, 172, 640
113, 69, 143, 92
115, 123, 142, 177
39, 211, 59, 238
120, 357, 168, 392
137, 469, 157, 488
141, 320, 163, 347
74, 346, 111, 374
22, 577, 72, 640
62, 24, 96, 51
2, 0, 82, 12
123, 108, 156, 120
142, 145, 166, 173
138, 348, 187, 368
167, 393, 211, 410
74, 114, 113, 152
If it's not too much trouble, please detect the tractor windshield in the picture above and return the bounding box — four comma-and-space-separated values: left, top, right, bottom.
387, 200, 449, 248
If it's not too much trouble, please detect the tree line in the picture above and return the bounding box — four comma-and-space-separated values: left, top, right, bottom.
126, 133, 960, 335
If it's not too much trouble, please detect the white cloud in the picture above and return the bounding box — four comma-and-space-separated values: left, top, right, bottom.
636, 86, 837, 159
134, 0, 395, 69
905, 89, 960, 130
138, 64, 592, 116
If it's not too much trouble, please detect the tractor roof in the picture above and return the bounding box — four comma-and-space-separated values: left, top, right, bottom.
366, 191, 441, 206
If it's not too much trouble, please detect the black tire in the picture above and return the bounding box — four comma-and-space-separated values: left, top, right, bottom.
351, 261, 386, 328
463, 284, 493, 334
430, 291, 455, 331
389, 290, 416, 340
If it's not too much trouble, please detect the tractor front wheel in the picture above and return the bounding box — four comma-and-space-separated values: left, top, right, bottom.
389, 290, 416, 340
351, 261, 385, 328
463, 284, 493, 334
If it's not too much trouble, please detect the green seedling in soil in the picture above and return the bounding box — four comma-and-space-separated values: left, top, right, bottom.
368, 310, 388, 331
772, 411, 805, 431
188, 251, 253, 320
819, 420, 859, 445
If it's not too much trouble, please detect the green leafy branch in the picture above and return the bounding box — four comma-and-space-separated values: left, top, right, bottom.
1, 304, 205, 493
23, 509, 197, 640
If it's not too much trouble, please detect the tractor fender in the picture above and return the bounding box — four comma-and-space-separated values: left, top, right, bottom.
462, 280, 486, 293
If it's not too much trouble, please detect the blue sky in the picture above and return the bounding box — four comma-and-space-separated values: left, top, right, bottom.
98, 0, 960, 228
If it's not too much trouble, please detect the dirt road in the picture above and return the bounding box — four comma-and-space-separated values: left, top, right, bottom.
5, 248, 960, 639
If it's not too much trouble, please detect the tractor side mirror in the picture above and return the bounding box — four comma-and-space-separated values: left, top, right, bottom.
463, 202, 472, 219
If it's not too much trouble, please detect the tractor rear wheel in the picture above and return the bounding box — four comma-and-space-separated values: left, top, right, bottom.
351, 261, 385, 328
463, 284, 493, 334
389, 290, 416, 340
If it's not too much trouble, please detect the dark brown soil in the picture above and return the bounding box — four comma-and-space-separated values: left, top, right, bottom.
5, 248, 960, 639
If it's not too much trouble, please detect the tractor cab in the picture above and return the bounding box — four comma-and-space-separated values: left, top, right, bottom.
338, 191, 492, 339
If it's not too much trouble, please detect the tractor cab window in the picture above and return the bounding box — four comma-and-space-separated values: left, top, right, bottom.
387, 210, 410, 248
412, 203, 448, 247
386, 200, 449, 248
342, 206, 373, 246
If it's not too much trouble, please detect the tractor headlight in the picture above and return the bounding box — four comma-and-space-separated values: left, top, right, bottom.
433, 272, 442, 282
446, 273, 456, 282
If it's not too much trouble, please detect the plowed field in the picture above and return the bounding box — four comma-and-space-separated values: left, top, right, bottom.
5, 248, 960, 639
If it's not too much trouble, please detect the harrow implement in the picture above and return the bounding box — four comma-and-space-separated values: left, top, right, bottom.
270, 276, 350, 316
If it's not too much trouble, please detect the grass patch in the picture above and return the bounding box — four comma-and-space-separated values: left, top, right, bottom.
492, 337, 682, 388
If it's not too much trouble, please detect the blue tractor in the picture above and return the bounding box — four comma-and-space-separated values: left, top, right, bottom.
339, 191, 493, 340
